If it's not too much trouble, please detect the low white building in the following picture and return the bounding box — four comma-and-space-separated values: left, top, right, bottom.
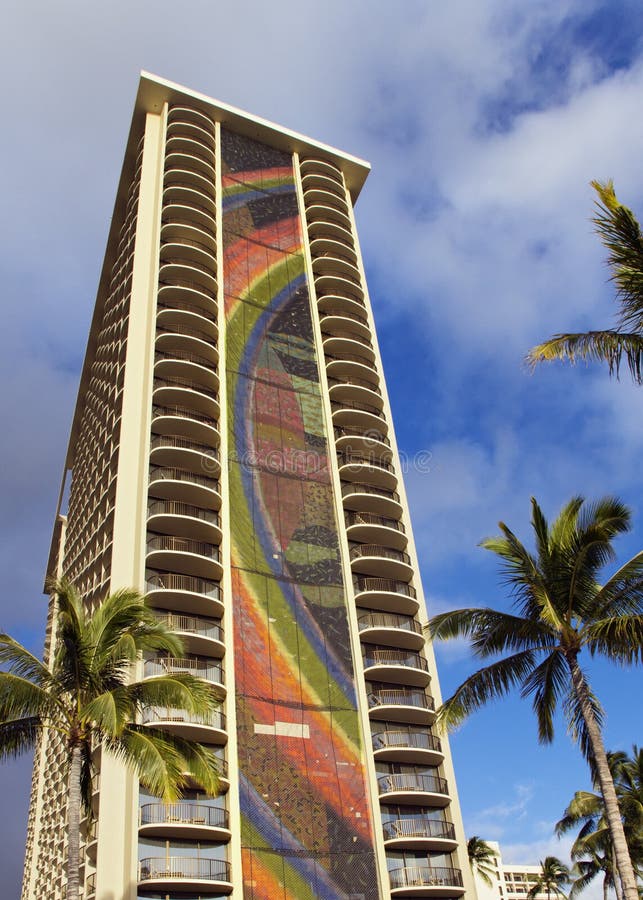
473, 841, 551, 900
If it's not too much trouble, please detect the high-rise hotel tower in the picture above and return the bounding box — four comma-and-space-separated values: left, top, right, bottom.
22, 73, 473, 900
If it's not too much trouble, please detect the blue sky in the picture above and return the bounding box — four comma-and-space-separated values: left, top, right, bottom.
1, 1, 642, 897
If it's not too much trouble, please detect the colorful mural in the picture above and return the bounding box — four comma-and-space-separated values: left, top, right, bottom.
222, 129, 380, 900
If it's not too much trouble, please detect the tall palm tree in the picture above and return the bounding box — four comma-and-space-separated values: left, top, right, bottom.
527, 180, 643, 384
428, 496, 643, 900
558, 746, 643, 899
467, 835, 497, 886
0, 579, 221, 900
529, 857, 571, 900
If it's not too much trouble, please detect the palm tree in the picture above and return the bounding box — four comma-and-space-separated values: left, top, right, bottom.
529, 857, 571, 900
468, 835, 497, 886
527, 180, 643, 384
428, 496, 643, 900
558, 747, 643, 899
0, 579, 221, 900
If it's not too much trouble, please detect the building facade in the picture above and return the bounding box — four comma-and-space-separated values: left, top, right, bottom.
22, 73, 474, 900
472, 842, 550, 900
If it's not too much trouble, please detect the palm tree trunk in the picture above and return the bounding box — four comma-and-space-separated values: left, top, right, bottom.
66, 744, 82, 900
567, 655, 638, 900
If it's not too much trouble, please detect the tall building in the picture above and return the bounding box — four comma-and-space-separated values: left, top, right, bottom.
22, 73, 474, 900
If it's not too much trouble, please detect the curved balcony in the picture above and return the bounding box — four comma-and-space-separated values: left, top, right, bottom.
154, 353, 219, 394
334, 424, 391, 461
342, 482, 402, 518
389, 865, 464, 897
323, 334, 376, 365
153, 611, 224, 657
329, 380, 383, 415
350, 544, 414, 582
165, 148, 216, 182
157, 279, 217, 317
300, 156, 343, 184
354, 577, 419, 616
377, 772, 450, 806
156, 317, 219, 365
164, 164, 215, 202
146, 534, 222, 580
138, 857, 232, 893
305, 202, 352, 231
320, 307, 370, 338
150, 434, 220, 477
160, 237, 216, 277
313, 254, 362, 286
146, 572, 223, 618
151, 404, 221, 447
148, 465, 221, 509
372, 729, 444, 765
142, 705, 227, 743
307, 216, 356, 247
158, 256, 217, 296
147, 499, 221, 545
316, 273, 364, 304
358, 612, 423, 651
317, 292, 367, 322
368, 687, 434, 725
152, 382, 219, 425
337, 453, 398, 492
328, 371, 381, 396
310, 237, 357, 265
168, 105, 216, 138
144, 657, 225, 693
382, 817, 457, 851
303, 187, 349, 216
166, 118, 216, 153
161, 219, 216, 257
332, 399, 387, 434
326, 353, 378, 382
363, 647, 430, 687
162, 200, 216, 235
139, 803, 230, 841
345, 509, 405, 546
301, 171, 346, 199
162, 181, 216, 218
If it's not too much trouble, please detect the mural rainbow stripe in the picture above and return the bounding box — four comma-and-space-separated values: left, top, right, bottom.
222, 130, 380, 899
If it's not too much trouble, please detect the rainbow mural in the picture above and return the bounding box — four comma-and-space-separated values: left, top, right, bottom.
222, 130, 380, 900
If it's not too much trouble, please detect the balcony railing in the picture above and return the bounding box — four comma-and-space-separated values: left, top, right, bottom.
155, 347, 216, 370
148, 499, 219, 525
389, 865, 463, 890
346, 511, 403, 530
331, 399, 384, 419
358, 613, 421, 634
152, 404, 218, 427
354, 577, 416, 598
328, 375, 380, 393
146, 535, 220, 560
377, 772, 448, 795
158, 277, 216, 301
382, 818, 455, 841
334, 425, 390, 446
350, 545, 410, 564
342, 483, 400, 502
372, 729, 442, 753
144, 657, 223, 683
150, 434, 219, 461
368, 688, 433, 711
157, 322, 217, 346
146, 572, 221, 599
142, 707, 226, 730
154, 612, 223, 642
363, 649, 428, 671
149, 466, 218, 489
140, 803, 228, 829
139, 857, 231, 883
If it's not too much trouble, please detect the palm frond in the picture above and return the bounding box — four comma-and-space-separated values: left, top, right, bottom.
591, 551, 643, 619
521, 650, 569, 744
0, 716, 41, 759
564, 681, 605, 766
526, 331, 643, 384
555, 790, 603, 837
106, 727, 192, 802
126, 674, 222, 716
0, 634, 54, 685
80, 688, 134, 738
429, 607, 553, 656
583, 615, 643, 664
0, 673, 63, 722
435, 649, 540, 731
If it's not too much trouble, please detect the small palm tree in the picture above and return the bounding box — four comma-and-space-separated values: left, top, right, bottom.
429, 496, 643, 900
0, 579, 221, 900
468, 835, 497, 886
529, 857, 571, 900
570, 850, 619, 900
527, 180, 643, 383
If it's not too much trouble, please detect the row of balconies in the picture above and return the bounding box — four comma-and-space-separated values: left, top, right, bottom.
300, 155, 463, 897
